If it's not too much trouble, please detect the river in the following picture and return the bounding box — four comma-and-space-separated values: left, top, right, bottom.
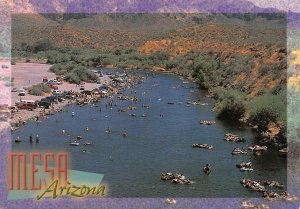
12, 68, 286, 197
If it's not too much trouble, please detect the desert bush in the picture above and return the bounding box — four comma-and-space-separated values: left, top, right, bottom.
64, 66, 98, 84
191, 59, 220, 89
28, 84, 51, 96
65, 71, 80, 84
249, 92, 286, 132
33, 39, 54, 52
213, 90, 246, 120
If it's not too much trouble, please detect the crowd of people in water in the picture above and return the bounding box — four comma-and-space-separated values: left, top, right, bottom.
239, 178, 297, 201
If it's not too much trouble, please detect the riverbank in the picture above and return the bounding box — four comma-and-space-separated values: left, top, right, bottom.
10, 63, 143, 132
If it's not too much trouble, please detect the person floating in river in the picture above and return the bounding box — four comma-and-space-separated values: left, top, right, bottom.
15, 136, 21, 143
62, 129, 65, 135
122, 131, 128, 137
29, 134, 33, 144
71, 112, 75, 118
36, 134, 39, 143
203, 164, 211, 175
106, 128, 111, 134
85, 126, 89, 131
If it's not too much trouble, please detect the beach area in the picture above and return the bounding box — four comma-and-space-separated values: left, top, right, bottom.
10, 62, 127, 131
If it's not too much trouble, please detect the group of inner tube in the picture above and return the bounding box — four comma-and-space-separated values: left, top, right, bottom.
240, 178, 266, 192
231, 147, 248, 155
199, 120, 216, 125
187, 101, 208, 106
248, 144, 268, 156
117, 95, 139, 101
236, 161, 253, 172
161, 172, 191, 185
69, 135, 93, 146
248, 145, 267, 151
264, 180, 284, 189
192, 143, 213, 150
128, 105, 136, 110
224, 133, 246, 142
240, 178, 286, 199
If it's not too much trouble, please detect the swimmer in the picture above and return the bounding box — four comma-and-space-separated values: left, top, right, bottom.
106, 128, 111, 134
29, 134, 33, 144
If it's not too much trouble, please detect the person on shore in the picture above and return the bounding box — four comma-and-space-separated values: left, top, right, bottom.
29, 134, 33, 144
36, 134, 39, 143
203, 164, 211, 175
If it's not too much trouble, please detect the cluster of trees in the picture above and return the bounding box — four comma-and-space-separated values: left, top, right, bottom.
212, 86, 286, 141
50, 63, 98, 84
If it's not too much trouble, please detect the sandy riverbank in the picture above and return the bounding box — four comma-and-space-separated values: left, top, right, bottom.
10, 63, 111, 128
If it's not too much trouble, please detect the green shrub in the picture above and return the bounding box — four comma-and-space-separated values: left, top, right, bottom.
191, 59, 220, 89
33, 39, 54, 52
64, 66, 98, 84
28, 84, 51, 96
65, 71, 80, 84
249, 92, 286, 132
213, 90, 246, 120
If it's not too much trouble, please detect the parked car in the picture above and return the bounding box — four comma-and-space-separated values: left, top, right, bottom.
38, 99, 51, 109
52, 90, 62, 95
53, 79, 62, 85
79, 85, 85, 91
47, 80, 62, 85
16, 100, 37, 110
18, 89, 25, 96
42, 77, 48, 83
47, 84, 58, 90
11, 87, 18, 92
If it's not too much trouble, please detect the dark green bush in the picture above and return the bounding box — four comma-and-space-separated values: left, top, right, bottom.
213, 90, 246, 120
249, 92, 286, 132
28, 84, 51, 96
33, 39, 54, 52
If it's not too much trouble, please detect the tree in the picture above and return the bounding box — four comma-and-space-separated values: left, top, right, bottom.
213, 90, 246, 120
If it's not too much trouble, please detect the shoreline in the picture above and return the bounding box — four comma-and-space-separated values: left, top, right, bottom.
10, 63, 144, 132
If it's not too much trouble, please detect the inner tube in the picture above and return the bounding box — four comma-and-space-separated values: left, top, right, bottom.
203, 167, 211, 175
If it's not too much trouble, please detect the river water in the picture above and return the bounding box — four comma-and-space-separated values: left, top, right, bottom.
12, 69, 286, 197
